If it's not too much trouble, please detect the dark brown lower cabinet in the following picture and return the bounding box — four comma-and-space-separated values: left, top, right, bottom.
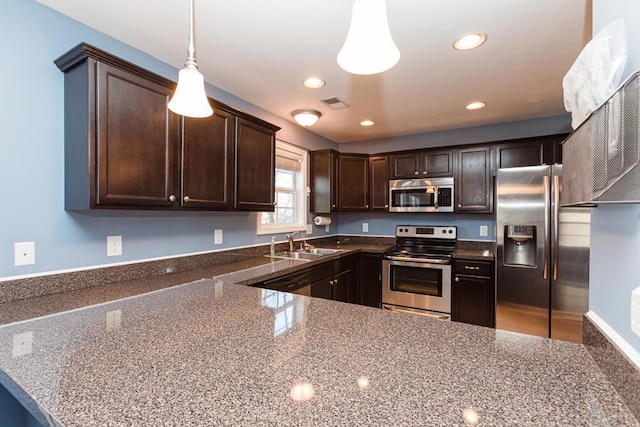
359, 254, 382, 308
452, 259, 495, 328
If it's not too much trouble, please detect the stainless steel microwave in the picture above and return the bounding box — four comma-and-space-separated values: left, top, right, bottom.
388, 177, 454, 212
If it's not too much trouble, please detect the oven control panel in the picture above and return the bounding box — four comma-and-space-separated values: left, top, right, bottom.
395, 225, 457, 239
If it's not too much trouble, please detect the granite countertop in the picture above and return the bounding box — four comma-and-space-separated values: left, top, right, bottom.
0, 278, 636, 426
0, 244, 390, 326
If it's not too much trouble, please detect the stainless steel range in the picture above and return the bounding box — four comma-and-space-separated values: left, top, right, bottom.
382, 225, 457, 319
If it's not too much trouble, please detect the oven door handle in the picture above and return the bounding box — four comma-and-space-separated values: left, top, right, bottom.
384, 256, 450, 264
383, 304, 450, 320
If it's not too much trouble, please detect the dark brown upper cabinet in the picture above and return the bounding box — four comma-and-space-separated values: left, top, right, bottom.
55, 43, 279, 211
338, 154, 369, 211
234, 117, 277, 211
454, 146, 493, 213
309, 150, 339, 213
181, 108, 234, 210
390, 149, 453, 179
495, 134, 566, 169
369, 156, 389, 211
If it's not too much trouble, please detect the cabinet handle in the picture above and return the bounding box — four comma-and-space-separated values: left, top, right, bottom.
330, 280, 334, 285
332, 204, 336, 208
384, 204, 388, 208
464, 266, 480, 271
423, 171, 427, 174
365, 204, 369, 208
414, 171, 419, 175
457, 204, 462, 208
455, 277, 459, 282
183, 196, 191, 203
273, 202, 277, 206
169, 195, 176, 202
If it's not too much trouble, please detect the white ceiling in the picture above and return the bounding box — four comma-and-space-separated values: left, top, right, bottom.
37, 0, 591, 143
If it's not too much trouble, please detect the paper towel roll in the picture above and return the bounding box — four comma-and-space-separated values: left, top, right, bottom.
313, 216, 331, 226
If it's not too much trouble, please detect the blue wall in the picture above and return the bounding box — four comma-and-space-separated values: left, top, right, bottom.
589, 0, 640, 353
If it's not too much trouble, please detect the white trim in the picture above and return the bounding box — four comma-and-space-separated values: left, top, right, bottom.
585, 310, 640, 370
257, 140, 308, 235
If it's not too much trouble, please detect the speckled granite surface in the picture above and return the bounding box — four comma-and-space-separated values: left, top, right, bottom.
0, 244, 390, 326
0, 279, 636, 426
584, 315, 640, 420
453, 240, 495, 261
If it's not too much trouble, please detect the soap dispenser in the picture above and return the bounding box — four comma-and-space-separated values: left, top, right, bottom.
270, 237, 276, 256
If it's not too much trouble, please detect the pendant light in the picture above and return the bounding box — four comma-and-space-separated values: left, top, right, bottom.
337, 0, 400, 75
168, 0, 213, 118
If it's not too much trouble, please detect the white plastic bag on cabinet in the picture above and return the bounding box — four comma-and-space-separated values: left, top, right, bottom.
563, 18, 627, 129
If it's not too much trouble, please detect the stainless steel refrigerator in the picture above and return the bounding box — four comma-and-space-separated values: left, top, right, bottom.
495, 165, 591, 343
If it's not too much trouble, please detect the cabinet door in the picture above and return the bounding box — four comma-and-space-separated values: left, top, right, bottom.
332, 269, 353, 303
495, 135, 568, 169
390, 152, 420, 178
234, 117, 275, 211
452, 274, 495, 328
310, 278, 333, 300
455, 146, 493, 213
359, 254, 382, 308
309, 150, 339, 213
369, 156, 389, 211
420, 149, 453, 177
95, 62, 179, 207
339, 155, 369, 211
182, 107, 234, 209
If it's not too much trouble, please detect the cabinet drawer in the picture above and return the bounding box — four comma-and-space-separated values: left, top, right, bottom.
454, 260, 492, 277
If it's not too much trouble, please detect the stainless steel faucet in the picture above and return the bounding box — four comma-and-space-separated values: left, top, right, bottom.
286, 231, 301, 252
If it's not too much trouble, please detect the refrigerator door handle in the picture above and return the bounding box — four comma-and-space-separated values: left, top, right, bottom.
543, 175, 550, 280
553, 174, 560, 280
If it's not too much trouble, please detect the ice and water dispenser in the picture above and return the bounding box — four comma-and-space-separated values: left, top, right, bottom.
503, 225, 537, 267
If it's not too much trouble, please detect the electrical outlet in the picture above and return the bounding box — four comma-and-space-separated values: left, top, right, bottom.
107, 236, 122, 257
362, 222, 369, 232
632, 287, 640, 337
214, 229, 223, 244
12, 331, 33, 358
306, 224, 313, 234
14, 242, 35, 266
480, 225, 488, 237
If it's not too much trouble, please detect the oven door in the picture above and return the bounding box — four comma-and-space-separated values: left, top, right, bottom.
382, 258, 452, 314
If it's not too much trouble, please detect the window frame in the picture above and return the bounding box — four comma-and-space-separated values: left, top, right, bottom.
257, 140, 308, 235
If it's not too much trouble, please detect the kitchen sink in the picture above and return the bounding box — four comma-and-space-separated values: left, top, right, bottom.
266, 247, 345, 261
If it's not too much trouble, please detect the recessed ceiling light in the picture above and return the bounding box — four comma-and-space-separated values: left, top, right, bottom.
302, 77, 325, 89
360, 120, 376, 127
454, 32, 487, 51
466, 101, 486, 110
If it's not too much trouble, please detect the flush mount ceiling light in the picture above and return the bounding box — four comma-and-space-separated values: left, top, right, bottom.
466, 101, 487, 110
168, 0, 213, 118
360, 119, 376, 127
303, 77, 326, 89
454, 32, 487, 51
337, 0, 400, 75
292, 109, 321, 127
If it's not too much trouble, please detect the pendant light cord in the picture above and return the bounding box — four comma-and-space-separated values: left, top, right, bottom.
185, 0, 198, 70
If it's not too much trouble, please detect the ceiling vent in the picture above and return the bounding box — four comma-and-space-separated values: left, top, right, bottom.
321, 97, 349, 110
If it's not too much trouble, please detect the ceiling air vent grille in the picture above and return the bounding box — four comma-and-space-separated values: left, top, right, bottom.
321, 97, 349, 110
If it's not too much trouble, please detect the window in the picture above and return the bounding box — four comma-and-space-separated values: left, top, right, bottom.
257, 141, 307, 234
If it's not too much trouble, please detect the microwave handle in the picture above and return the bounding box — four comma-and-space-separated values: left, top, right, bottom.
433, 186, 439, 209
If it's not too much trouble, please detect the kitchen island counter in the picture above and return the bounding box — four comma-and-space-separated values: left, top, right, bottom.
0, 277, 636, 426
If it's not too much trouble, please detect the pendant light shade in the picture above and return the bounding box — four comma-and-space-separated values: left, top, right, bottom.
168, 0, 213, 118
337, 0, 400, 75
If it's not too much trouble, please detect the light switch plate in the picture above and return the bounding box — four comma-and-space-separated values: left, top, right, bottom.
362, 223, 369, 232
214, 229, 223, 244
632, 287, 640, 337
306, 224, 313, 234
480, 225, 488, 237
107, 236, 122, 257
14, 242, 35, 266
